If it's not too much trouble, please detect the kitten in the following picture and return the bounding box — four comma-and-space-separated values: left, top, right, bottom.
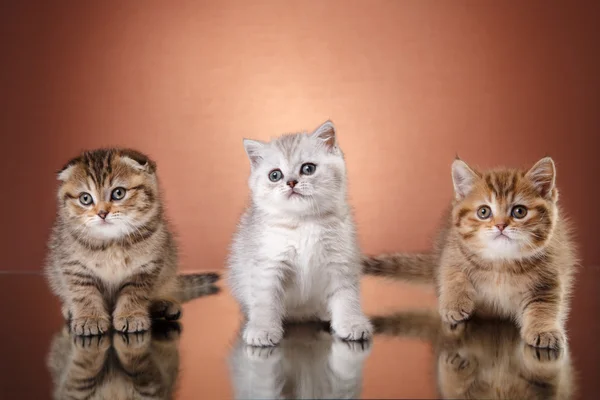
229, 322, 370, 399
372, 311, 574, 400
227, 121, 372, 346
363, 157, 577, 349
45, 148, 219, 336
47, 321, 181, 400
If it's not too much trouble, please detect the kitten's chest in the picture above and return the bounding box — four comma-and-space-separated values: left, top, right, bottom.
90, 248, 152, 284
265, 222, 328, 268
472, 270, 524, 315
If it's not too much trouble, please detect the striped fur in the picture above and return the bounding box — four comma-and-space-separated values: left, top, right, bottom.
45, 148, 219, 336
371, 311, 574, 399
364, 157, 577, 349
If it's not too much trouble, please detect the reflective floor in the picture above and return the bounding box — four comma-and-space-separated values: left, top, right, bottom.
1, 269, 598, 399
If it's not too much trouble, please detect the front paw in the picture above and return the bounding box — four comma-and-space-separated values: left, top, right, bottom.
332, 315, 373, 341
113, 312, 151, 333
440, 296, 475, 324
150, 299, 182, 321
70, 314, 110, 336
243, 322, 283, 347
523, 328, 564, 349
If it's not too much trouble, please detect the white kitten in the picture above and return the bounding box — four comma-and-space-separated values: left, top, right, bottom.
228, 121, 372, 346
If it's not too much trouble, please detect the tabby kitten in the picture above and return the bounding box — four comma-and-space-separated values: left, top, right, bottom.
229, 322, 370, 399
47, 321, 181, 400
372, 311, 574, 399
46, 148, 219, 336
228, 121, 372, 346
363, 157, 576, 349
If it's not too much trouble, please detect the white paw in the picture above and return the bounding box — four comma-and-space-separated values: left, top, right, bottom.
243, 322, 283, 347
332, 315, 373, 341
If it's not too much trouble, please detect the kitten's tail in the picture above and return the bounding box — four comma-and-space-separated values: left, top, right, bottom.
362, 253, 435, 283
177, 272, 220, 302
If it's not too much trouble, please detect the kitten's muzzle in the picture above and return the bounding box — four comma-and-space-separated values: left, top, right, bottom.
97, 210, 108, 220
287, 180, 298, 188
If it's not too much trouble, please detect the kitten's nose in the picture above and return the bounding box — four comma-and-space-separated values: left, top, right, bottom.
495, 223, 507, 232
287, 180, 298, 188
97, 210, 108, 220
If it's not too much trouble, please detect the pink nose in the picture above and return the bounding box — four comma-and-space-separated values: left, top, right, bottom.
495, 223, 507, 232
98, 210, 108, 219
287, 180, 298, 188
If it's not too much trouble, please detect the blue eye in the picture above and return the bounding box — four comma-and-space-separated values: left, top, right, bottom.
269, 169, 283, 182
300, 163, 316, 175
111, 187, 126, 200
79, 193, 93, 206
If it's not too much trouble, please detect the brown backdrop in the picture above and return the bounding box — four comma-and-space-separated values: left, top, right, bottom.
1, 1, 599, 273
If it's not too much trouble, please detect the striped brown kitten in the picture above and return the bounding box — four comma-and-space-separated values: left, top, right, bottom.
363, 157, 577, 349
372, 311, 574, 399
46, 148, 219, 335
47, 321, 181, 400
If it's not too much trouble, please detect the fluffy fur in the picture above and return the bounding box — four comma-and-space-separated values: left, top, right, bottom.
228, 121, 372, 346
372, 311, 574, 400
47, 321, 181, 400
363, 157, 577, 349
46, 148, 219, 335
229, 322, 369, 399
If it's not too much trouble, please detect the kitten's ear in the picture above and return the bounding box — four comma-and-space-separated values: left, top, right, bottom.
57, 164, 76, 181
243, 139, 265, 167
452, 159, 479, 200
311, 120, 336, 151
119, 150, 157, 173
526, 157, 556, 198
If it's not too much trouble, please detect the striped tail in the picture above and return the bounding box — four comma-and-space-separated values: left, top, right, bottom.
361, 253, 435, 283
177, 272, 220, 302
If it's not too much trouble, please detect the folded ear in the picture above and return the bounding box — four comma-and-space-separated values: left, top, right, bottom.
243, 139, 265, 167
526, 157, 556, 199
119, 149, 156, 173
452, 159, 479, 200
57, 164, 76, 181
310, 120, 336, 151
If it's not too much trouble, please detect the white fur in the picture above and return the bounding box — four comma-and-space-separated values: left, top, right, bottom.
228, 121, 372, 346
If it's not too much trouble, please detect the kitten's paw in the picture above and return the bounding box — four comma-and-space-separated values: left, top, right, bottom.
523, 328, 564, 349
70, 314, 110, 336
443, 351, 476, 373
113, 312, 151, 333
150, 299, 182, 321
114, 331, 151, 351
333, 336, 372, 356
523, 343, 562, 363
72, 334, 110, 352
244, 344, 282, 361
332, 315, 373, 341
243, 323, 283, 347
440, 297, 475, 324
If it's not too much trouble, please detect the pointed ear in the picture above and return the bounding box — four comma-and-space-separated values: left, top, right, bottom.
311, 120, 336, 151
526, 157, 556, 198
452, 159, 479, 200
243, 139, 265, 167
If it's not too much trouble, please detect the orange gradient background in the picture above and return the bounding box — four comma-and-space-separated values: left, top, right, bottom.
1, 1, 598, 273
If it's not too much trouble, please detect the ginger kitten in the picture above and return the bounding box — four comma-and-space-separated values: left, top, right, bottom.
228, 121, 372, 346
363, 157, 576, 349
46, 148, 219, 336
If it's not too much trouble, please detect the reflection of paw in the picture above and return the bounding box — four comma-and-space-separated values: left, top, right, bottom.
113, 312, 151, 333
72, 334, 110, 352
243, 322, 283, 347
440, 296, 474, 324
442, 320, 467, 337
523, 328, 564, 349
332, 315, 373, 341
114, 331, 151, 352
244, 344, 282, 361
523, 342, 562, 363
150, 300, 182, 321
332, 336, 372, 361
70, 314, 111, 336
443, 351, 475, 372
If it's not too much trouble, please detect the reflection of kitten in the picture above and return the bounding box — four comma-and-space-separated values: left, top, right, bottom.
372, 312, 574, 400
46, 148, 219, 335
47, 321, 181, 400
228, 121, 371, 346
364, 157, 576, 349
229, 322, 370, 399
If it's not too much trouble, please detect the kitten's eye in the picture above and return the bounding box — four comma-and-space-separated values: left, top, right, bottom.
111, 187, 126, 201
511, 205, 528, 219
300, 163, 316, 175
79, 193, 93, 206
477, 206, 492, 219
268, 169, 283, 182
